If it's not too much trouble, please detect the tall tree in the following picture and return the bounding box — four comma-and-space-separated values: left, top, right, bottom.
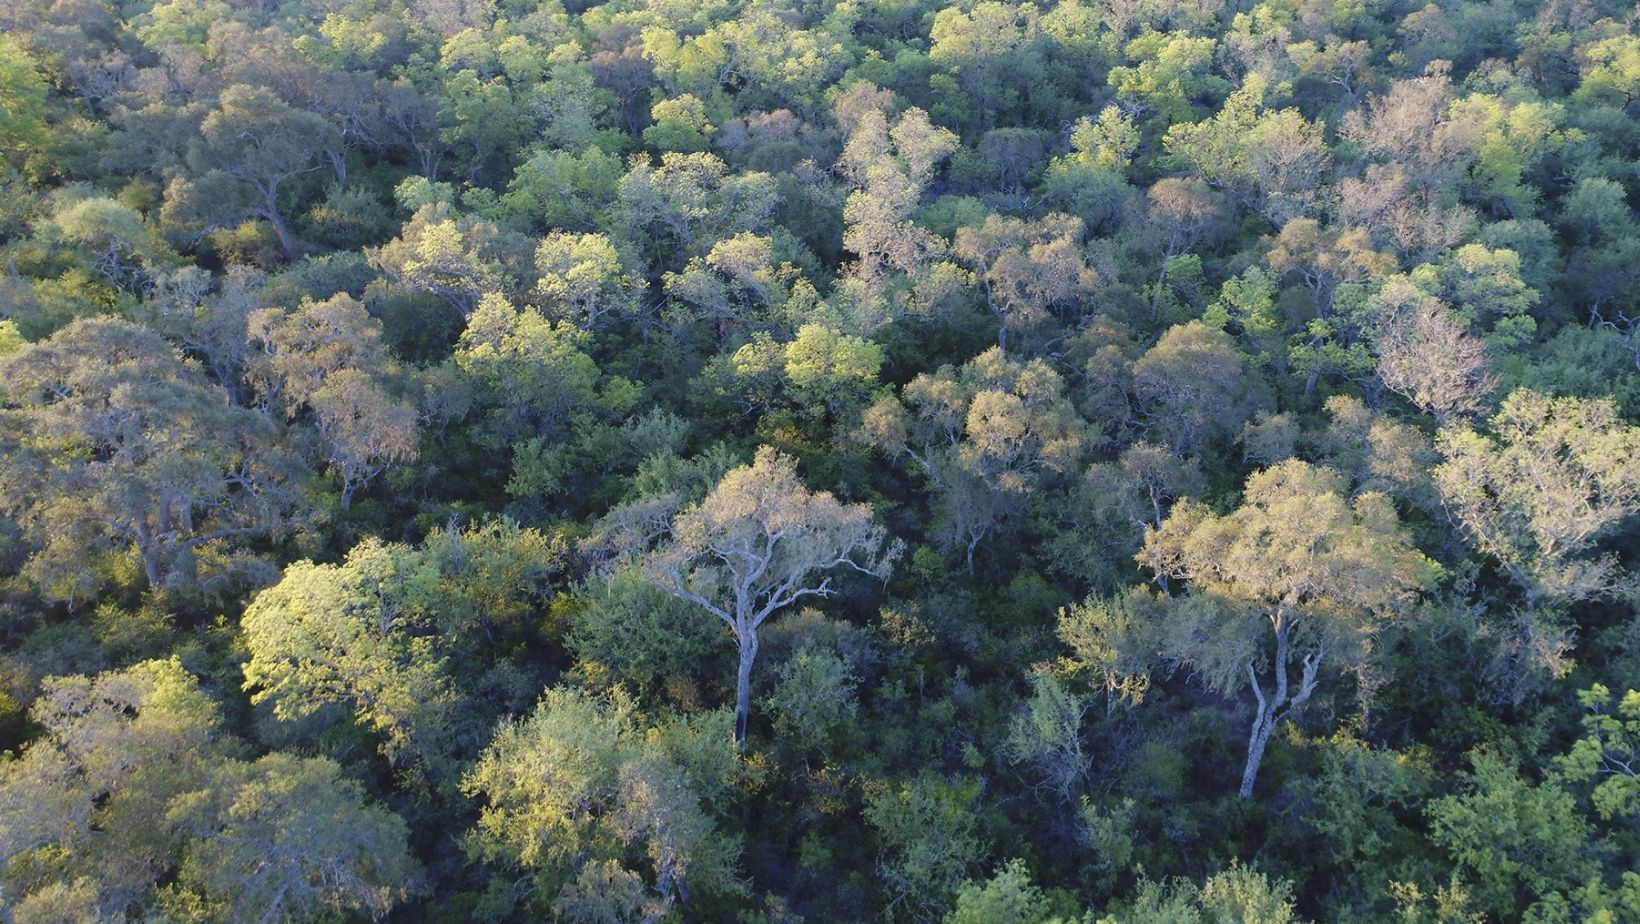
952, 212, 1102, 350
1141, 460, 1437, 798
645, 447, 898, 744
1371, 276, 1496, 424
247, 294, 418, 508
0, 660, 421, 921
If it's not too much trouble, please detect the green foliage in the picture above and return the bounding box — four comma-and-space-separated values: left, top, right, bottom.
768, 641, 858, 750
0, 37, 49, 164
2, 0, 1640, 920
0, 661, 420, 921
865, 773, 987, 921
242, 522, 564, 783
1427, 751, 1600, 919
461, 686, 744, 917
1106, 865, 1305, 923
1558, 685, 1640, 822
946, 859, 1056, 924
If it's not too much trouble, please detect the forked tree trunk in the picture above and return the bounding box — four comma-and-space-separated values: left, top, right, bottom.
1238, 612, 1323, 799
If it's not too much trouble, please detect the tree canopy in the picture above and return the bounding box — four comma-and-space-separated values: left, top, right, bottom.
0, 0, 1638, 919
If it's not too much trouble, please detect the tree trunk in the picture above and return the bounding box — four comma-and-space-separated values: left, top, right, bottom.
733, 631, 758, 746
1239, 702, 1277, 799
1302, 364, 1321, 403
1237, 615, 1322, 799
1151, 260, 1170, 322
262, 182, 295, 261
140, 541, 165, 589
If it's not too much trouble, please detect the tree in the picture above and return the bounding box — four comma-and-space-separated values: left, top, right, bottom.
0, 659, 235, 915
453, 293, 628, 452
1047, 442, 1206, 591
865, 774, 986, 921
246, 294, 418, 508
0, 35, 48, 165
0, 318, 305, 599
645, 447, 898, 744
835, 103, 960, 325
768, 641, 859, 752
1165, 75, 1331, 229
1433, 390, 1640, 610
368, 203, 510, 317
169, 753, 423, 922
1426, 751, 1601, 920
533, 231, 641, 331
242, 521, 563, 782
1039, 109, 1137, 234
1141, 460, 1437, 798
617, 151, 778, 272
664, 232, 795, 338
185, 85, 339, 259
1132, 321, 1265, 458
1266, 219, 1397, 398
779, 322, 884, 421
461, 686, 742, 917
46, 197, 171, 294
1340, 66, 1475, 203
0, 661, 421, 922
927, 2, 1038, 131
1103, 864, 1306, 923
1002, 670, 1090, 805
305, 369, 419, 510
1143, 179, 1224, 320
1371, 276, 1496, 424
860, 347, 1087, 572
143, 265, 264, 396
1107, 31, 1228, 125
241, 543, 460, 777
1559, 684, 1640, 824
945, 859, 1052, 924
952, 213, 1102, 350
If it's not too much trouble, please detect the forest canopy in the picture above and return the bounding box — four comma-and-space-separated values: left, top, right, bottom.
1, 0, 1639, 920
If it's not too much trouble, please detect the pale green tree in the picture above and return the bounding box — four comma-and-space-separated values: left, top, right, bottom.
241, 542, 460, 776
0, 318, 305, 599
646, 447, 898, 744
461, 686, 742, 917
168, 753, 423, 922
533, 230, 642, 331
0, 35, 49, 164
1101, 864, 1306, 923
1434, 390, 1640, 610
1142, 461, 1437, 798
368, 203, 511, 316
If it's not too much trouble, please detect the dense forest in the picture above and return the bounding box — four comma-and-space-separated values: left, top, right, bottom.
1, 0, 1639, 919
